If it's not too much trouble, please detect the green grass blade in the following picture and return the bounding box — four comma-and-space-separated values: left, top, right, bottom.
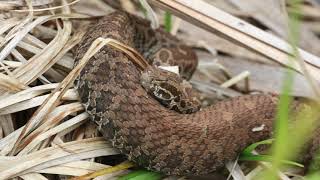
241, 139, 274, 156
164, 11, 172, 32
240, 154, 303, 168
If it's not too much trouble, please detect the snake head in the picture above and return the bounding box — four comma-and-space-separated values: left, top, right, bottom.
140, 66, 201, 114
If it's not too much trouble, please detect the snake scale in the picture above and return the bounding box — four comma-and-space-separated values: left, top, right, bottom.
74, 11, 320, 175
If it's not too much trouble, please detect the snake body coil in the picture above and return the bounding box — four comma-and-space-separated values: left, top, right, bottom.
75, 11, 318, 175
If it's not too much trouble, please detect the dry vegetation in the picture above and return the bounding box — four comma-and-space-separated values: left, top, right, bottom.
0, 0, 320, 179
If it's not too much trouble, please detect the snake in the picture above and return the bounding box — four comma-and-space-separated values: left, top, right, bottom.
74, 11, 320, 175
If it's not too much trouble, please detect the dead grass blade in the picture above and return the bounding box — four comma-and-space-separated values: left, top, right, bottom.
0, 0, 54, 7
0, 73, 26, 92
0, 127, 23, 155
71, 161, 134, 180
36, 161, 110, 176
0, 89, 78, 115
0, 83, 59, 110
17, 102, 84, 154
0, 138, 119, 179
12, 0, 80, 12
12, 17, 72, 84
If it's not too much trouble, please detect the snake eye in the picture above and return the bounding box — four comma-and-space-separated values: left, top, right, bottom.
156, 88, 173, 100
159, 82, 180, 96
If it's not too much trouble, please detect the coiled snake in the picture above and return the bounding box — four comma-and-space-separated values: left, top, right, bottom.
74, 11, 320, 175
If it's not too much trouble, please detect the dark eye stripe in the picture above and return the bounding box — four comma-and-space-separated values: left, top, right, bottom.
159, 83, 179, 96
157, 88, 173, 100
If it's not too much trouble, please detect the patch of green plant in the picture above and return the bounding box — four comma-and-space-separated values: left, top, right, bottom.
240, 139, 303, 168
164, 11, 172, 32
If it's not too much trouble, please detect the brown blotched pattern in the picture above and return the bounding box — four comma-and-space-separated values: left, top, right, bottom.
74, 11, 318, 175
